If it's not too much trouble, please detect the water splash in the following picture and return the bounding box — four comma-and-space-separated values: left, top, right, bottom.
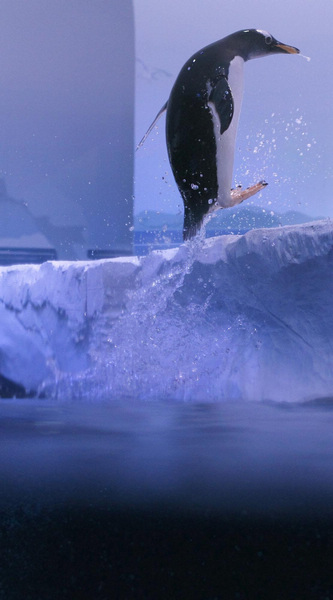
235, 105, 319, 214
299, 54, 311, 62
51, 233, 214, 402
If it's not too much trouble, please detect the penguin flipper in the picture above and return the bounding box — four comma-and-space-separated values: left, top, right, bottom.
136, 102, 168, 150
182, 78, 233, 241
208, 76, 234, 135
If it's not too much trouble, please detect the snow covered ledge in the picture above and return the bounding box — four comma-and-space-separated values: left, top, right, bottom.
0, 220, 333, 402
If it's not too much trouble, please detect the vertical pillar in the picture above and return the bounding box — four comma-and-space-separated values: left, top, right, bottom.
0, 1, 134, 261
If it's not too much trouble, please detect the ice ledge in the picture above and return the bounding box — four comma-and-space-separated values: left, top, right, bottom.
0, 219, 332, 401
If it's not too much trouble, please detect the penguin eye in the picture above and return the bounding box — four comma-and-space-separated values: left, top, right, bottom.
265, 35, 272, 45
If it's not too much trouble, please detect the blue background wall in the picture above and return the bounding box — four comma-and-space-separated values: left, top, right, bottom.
0, 1, 135, 259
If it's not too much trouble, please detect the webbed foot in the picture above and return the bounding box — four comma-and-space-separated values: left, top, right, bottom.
230, 180, 268, 206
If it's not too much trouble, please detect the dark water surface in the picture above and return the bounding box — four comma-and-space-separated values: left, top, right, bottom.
1, 398, 333, 598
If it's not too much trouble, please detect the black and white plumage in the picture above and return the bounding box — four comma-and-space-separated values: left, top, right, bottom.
138, 29, 299, 240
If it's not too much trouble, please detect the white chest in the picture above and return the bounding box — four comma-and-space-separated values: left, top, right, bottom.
208, 56, 244, 207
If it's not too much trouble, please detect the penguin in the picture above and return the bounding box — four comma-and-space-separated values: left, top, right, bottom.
138, 29, 299, 240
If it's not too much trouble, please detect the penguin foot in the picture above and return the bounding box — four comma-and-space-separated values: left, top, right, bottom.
230, 180, 268, 206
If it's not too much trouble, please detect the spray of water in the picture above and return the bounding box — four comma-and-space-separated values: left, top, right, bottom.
235, 104, 319, 215
48, 232, 219, 402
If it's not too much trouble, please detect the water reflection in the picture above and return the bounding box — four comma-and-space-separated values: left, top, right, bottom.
1, 398, 333, 515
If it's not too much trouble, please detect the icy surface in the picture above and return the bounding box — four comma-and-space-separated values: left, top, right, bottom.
0, 220, 333, 402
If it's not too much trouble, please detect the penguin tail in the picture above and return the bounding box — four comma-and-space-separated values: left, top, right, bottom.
183, 221, 201, 241
183, 204, 209, 241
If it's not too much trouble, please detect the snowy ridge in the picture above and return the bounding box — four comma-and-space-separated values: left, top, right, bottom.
0, 220, 332, 402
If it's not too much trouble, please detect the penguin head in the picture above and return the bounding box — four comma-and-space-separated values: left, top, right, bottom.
232, 29, 300, 60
